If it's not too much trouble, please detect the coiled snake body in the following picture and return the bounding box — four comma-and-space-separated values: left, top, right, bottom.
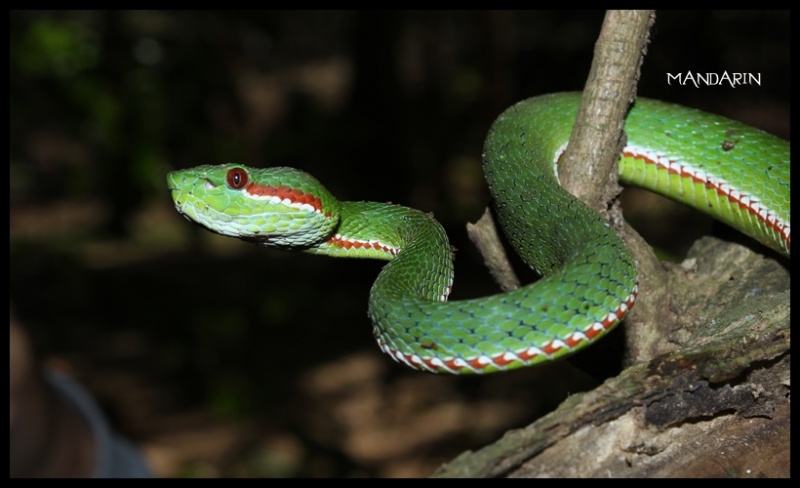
168, 92, 789, 374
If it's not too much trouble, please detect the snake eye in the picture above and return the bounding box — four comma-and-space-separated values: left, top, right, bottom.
226, 167, 249, 189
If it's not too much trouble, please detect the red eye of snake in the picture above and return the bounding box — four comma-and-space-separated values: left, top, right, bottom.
226, 167, 249, 189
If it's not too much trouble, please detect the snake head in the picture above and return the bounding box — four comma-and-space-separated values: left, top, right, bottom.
167, 164, 339, 248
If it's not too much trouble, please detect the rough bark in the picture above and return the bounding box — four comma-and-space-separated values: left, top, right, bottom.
433, 238, 789, 478
457, 10, 789, 478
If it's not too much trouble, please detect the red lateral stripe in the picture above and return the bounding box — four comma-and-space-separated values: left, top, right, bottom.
601, 312, 618, 329
374, 281, 640, 374
467, 357, 486, 369
492, 354, 514, 367
623, 151, 789, 249
565, 333, 585, 348
244, 183, 325, 213
541, 340, 563, 356
326, 235, 399, 255
445, 358, 462, 371
517, 349, 539, 362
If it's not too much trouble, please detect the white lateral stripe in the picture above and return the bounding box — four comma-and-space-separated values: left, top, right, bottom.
242, 192, 322, 214
624, 145, 790, 244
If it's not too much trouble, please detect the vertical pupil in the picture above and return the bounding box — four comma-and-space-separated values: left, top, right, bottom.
227, 168, 247, 189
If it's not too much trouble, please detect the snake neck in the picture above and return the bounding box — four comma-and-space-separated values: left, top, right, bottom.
307, 201, 456, 303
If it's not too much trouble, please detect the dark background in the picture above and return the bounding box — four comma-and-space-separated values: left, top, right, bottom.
10, 11, 789, 477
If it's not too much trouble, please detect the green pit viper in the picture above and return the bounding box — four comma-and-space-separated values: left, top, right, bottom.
168, 92, 790, 374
